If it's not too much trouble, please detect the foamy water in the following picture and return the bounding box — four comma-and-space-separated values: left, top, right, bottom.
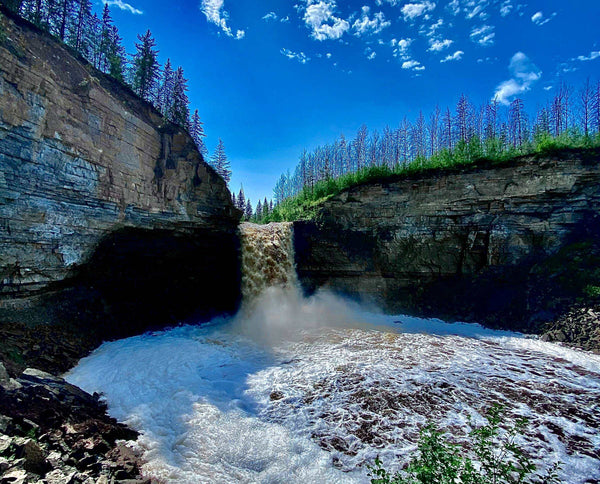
67, 288, 600, 484
67, 223, 600, 483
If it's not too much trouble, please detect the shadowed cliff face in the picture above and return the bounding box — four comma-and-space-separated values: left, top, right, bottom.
294, 151, 600, 333
0, 10, 241, 366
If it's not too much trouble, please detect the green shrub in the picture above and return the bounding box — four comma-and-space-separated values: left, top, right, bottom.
368, 404, 561, 484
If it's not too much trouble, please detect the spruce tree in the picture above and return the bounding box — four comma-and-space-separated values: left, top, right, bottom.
210, 138, 231, 184
190, 109, 207, 156
263, 197, 269, 217
245, 199, 253, 221
158, 59, 174, 117
171, 67, 190, 127
255, 200, 262, 220
237, 187, 246, 212
132, 30, 160, 102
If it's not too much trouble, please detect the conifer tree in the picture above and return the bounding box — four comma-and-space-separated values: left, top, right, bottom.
245, 199, 253, 221
210, 138, 231, 184
171, 66, 190, 127
158, 59, 174, 117
263, 197, 269, 217
190, 109, 207, 156
255, 200, 262, 220
237, 187, 246, 212
132, 30, 160, 102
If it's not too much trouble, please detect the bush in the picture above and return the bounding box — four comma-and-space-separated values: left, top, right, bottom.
368, 404, 562, 484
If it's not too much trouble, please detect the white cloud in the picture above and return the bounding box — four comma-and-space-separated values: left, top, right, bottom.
391, 37, 413, 60
447, 0, 460, 15
441, 50, 464, 62
102, 0, 142, 15
401, 1, 436, 22
493, 52, 541, 105
201, 0, 245, 39
352, 6, 391, 36
402, 59, 425, 71
470, 24, 495, 46
280, 48, 310, 64
576, 50, 600, 62
365, 47, 377, 60
428, 38, 453, 52
303, 0, 350, 41
499, 0, 512, 16
263, 11, 289, 23
531, 11, 556, 26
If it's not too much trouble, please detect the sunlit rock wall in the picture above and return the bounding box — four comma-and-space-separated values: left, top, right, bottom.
294, 151, 600, 332
0, 10, 241, 345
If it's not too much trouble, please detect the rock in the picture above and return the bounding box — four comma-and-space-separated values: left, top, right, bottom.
0, 365, 21, 392
12, 438, 49, 475
0, 469, 27, 484
0, 9, 242, 374
294, 151, 600, 341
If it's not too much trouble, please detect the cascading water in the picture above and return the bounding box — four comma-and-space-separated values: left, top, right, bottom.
239, 222, 298, 302
67, 223, 600, 483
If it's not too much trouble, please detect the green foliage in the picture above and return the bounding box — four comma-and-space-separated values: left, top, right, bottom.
263, 133, 600, 223
584, 285, 600, 299
368, 404, 562, 484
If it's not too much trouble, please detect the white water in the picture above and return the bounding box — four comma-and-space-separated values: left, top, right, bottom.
67, 223, 600, 483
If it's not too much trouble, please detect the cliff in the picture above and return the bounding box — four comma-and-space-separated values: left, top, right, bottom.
294, 150, 600, 344
0, 9, 241, 371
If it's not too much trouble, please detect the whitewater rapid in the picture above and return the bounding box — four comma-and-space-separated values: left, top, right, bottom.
66, 288, 600, 483
66, 223, 600, 483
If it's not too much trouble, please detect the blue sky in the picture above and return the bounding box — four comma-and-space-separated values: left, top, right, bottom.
103, 0, 600, 204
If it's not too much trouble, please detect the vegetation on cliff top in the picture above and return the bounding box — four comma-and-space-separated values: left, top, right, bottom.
253, 78, 600, 223
255, 132, 600, 223
0, 1, 232, 184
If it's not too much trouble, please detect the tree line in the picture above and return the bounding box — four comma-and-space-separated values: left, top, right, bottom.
2, 0, 232, 184
272, 80, 600, 205
231, 186, 274, 223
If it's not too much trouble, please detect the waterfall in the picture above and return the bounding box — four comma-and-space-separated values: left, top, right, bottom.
239, 222, 298, 302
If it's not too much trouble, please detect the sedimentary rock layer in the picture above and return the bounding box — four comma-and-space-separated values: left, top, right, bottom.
294, 151, 600, 333
0, 10, 241, 346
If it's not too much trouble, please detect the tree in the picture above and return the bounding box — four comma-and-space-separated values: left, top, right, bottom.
244, 199, 253, 221
132, 30, 160, 101
263, 197, 269, 217
171, 66, 190, 127
255, 200, 262, 220
237, 187, 246, 212
158, 59, 174, 117
210, 138, 231, 184
579, 78, 593, 137
190, 109, 207, 156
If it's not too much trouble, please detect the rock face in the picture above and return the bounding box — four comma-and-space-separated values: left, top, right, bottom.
0, 10, 241, 366
294, 151, 600, 334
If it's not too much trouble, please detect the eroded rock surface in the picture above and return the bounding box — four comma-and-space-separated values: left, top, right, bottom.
0, 9, 241, 361
294, 151, 600, 339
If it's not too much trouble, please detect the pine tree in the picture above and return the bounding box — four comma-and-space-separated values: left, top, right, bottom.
244, 199, 253, 221
67, 0, 92, 53
210, 138, 231, 184
107, 25, 126, 82
171, 67, 190, 127
263, 197, 269, 217
237, 187, 246, 211
132, 30, 160, 102
158, 59, 174, 117
189, 109, 207, 156
255, 200, 262, 220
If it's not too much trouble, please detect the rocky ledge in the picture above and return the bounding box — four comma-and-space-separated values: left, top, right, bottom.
294, 149, 600, 348
0, 363, 150, 484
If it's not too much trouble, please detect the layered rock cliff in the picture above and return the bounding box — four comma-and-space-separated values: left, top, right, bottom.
0, 9, 241, 368
294, 150, 600, 338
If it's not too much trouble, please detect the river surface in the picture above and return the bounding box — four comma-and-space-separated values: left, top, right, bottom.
67, 223, 600, 483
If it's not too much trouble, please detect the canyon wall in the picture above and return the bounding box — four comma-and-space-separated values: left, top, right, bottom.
0, 9, 241, 362
294, 151, 600, 334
